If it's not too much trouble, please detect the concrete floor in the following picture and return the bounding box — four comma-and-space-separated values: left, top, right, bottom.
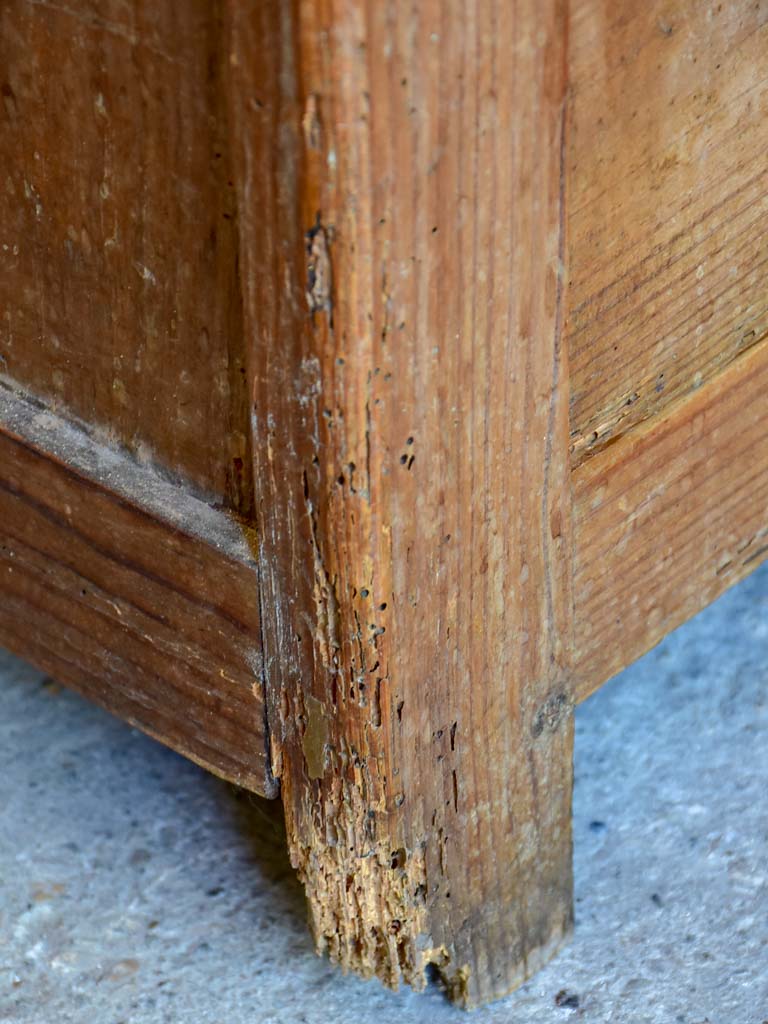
1, 564, 767, 1024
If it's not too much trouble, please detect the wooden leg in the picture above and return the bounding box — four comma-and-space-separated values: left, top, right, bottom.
280, 691, 574, 1009
227, 0, 574, 1007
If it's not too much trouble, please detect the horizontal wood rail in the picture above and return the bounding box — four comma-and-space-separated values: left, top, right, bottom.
2, 0, 766, 1009
573, 339, 768, 700
0, 385, 275, 796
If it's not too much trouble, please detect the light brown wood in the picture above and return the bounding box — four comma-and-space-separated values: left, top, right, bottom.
0, 0, 253, 512
228, 0, 574, 1007
0, 385, 274, 796
573, 338, 768, 700
567, 0, 768, 464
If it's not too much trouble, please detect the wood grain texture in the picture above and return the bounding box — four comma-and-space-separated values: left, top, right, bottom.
0, 385, 274, 797
573, 339, 768, 701
567, 0, 768, 465
228, 0, 573, 1007
0, 0, 253, 512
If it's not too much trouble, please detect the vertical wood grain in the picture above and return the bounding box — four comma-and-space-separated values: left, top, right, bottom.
0, 1, 253, 512
229, 0, 574, 1006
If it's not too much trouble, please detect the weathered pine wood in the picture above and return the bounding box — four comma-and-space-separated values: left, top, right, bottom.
2, 0, 766, 1010
0, 0, 253, 512
573, 338, 768, 700
0, 385, 274, 797
567, 0, 768, 465
228, 0, 574, 1007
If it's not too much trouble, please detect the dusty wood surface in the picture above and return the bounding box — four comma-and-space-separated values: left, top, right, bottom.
567, 0, 768, 465
228, 0, 574, 1007
0, 0, 253, 512
573, 338, 768, 701
0, 385, 274, 796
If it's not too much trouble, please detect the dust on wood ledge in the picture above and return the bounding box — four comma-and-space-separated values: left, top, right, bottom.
0, 383, 275, 797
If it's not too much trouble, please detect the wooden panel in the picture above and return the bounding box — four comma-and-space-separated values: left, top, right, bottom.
229, 0, 573, 1008
573, 340, 768, 701
0, 385, 274, 797
568, 0, 768, 464
0, 1, 253, 512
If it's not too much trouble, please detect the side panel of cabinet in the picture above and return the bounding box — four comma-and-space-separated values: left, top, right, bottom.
0, 1, 253, 512
567, 0, 768, 464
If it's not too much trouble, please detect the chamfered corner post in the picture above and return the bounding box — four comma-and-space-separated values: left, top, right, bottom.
227, 0, 574, 1008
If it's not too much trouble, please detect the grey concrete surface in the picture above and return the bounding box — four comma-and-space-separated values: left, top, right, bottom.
1, 564, 768, 1024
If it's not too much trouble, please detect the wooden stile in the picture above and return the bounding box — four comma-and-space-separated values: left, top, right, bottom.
0, 0, 766, 1008
227, 0, 575, 1007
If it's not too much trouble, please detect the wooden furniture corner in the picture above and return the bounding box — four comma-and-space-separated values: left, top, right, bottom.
1, 0, 766, 1009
